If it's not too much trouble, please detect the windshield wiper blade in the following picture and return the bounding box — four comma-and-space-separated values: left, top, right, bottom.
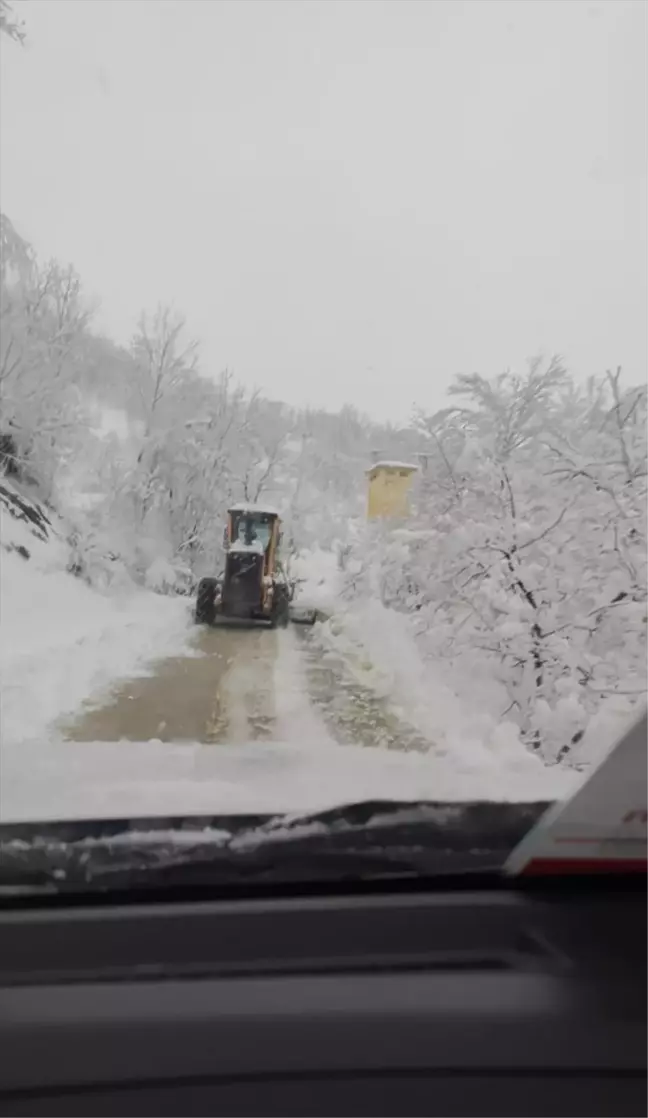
0, 799, 551, 894
0, 842, 483, 893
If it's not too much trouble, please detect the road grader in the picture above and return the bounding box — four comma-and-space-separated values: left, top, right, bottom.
194, 503, 314, 627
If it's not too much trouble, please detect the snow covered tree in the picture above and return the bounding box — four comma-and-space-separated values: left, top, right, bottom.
0, 0, 25, 44
0, 227, 92, 497
126, 305, 199, 530
350, 360, 646, 765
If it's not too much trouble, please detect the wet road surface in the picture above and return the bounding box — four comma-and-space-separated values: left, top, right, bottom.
65, 620, 431, 752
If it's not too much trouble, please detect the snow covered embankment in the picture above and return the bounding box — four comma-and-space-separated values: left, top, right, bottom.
281, 545, 577, 803
316, 596, 580, 802
321, 593, 639, 777
0, 481, 192, 749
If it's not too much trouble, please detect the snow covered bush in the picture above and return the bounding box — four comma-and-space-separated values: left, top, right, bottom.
144, 556, 194, 597
347, 360, 647, 765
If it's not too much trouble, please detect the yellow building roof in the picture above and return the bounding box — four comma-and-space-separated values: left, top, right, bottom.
365, 460, 418, 476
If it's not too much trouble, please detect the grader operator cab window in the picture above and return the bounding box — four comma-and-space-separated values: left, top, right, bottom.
232, 512, 273, 553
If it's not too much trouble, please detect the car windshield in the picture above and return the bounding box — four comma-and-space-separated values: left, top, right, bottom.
0, 0, 645, 887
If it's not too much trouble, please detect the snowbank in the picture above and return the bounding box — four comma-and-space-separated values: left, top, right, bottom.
1, 482, 193, 750
322, 593, 642, 773
290, 547, 341, 614
317, 598, 571, 777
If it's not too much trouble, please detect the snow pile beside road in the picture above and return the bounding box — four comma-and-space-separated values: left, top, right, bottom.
290, 547, 341, 614
1, 482, 193, 749
317, 598, 562, 775
319, 595, 639, 773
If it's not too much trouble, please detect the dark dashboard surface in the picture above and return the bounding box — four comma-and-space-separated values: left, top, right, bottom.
0, 881, 645, 1116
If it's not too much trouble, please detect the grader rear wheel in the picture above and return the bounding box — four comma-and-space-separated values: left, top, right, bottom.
270, 585, 290, 628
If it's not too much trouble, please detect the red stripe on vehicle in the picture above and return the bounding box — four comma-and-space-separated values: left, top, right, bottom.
520, 857, 647, 875
553, 836, 647, 845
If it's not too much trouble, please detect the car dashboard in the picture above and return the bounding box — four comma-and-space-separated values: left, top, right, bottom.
0, 878, 644, 1116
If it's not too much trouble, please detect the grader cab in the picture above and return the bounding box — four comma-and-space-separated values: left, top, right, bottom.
194, 504, 292, 627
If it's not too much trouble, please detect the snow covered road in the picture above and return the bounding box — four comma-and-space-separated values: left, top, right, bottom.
2, 609, 576, 822
63, 622, 435, 754
1, 484, 576, 823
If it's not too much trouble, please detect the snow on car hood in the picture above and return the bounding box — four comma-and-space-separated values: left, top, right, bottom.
0, 734, 578, 824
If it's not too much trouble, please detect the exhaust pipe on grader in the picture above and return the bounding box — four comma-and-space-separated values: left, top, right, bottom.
194, 504, 317, 627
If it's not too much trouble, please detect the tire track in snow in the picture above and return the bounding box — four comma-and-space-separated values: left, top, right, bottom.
291, 625, 434, 754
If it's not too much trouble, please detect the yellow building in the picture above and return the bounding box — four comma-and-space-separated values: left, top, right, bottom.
366, 460, 418, 520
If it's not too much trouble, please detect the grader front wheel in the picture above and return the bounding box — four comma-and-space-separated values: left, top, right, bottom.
195, 577, 219, 625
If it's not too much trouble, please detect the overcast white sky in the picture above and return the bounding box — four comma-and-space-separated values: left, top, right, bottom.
1, 0, 645, 421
